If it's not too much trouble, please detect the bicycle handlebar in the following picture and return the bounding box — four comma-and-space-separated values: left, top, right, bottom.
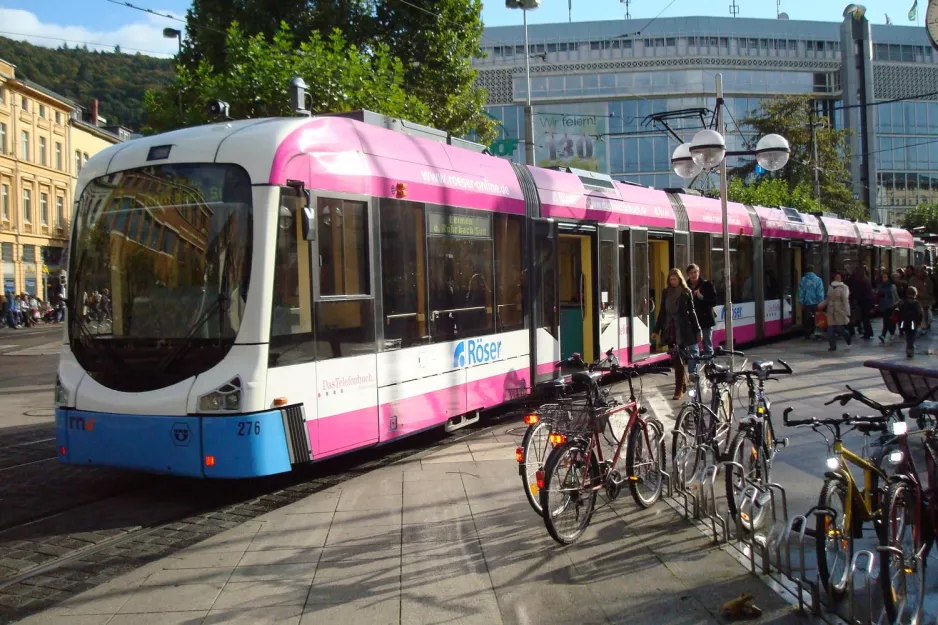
683, 346, 746, 362
910, 400, 938, 422
782, 406, 888, 429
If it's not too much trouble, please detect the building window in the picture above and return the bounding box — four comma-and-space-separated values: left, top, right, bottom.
40, 193, 48, 225
0, 184, 7, 220
38, 104, 46, 119
56, 196, 64, 225
55, 111, 61, 125
21, 244, 35, 263
1, 243, 11, 262
0, 122, 5, 154
21, 131, 28, 161
75, 150, 82, 173
0, 87, 4, 104
83, 152, 89, 164
20, 96, 28, 112
39, 137, 46, 166
22, 189, 31, 223
55, 142, 62, 170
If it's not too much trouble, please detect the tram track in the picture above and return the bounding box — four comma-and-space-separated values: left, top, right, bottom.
0, 408, 523, 624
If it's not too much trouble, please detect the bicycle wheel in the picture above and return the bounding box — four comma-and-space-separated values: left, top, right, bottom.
816, 477, 852, 600
627, 417, 664, 508
671, 403, 703, 489
539, 440, 599, 545
724, 430, 770, 532
880, 481, 926, 625
519, 419, 552, 515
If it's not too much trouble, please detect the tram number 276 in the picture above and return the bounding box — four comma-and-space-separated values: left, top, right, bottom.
237, 421, 261, 436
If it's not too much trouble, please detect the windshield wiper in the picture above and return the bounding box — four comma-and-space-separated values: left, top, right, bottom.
156, 292, 231, 374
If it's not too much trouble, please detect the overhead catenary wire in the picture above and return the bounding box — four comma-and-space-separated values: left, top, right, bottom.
0, 30, 174, 57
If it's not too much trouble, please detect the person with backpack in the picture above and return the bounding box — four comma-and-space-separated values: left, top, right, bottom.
899, 286, 924, 358
819, 271, 851, 351
798, 266, 825, 339
876, 271, 899, 342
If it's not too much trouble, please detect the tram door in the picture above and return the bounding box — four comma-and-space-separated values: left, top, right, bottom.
598, 227, 619, 358
780, 244, 795, 331
648, 237, 671, 354
792, 245, 803, 329
558, 233, 595, 363
624, 228, 651, 362
532, 219, 559, 384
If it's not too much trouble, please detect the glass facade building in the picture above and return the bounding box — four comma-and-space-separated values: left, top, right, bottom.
472, 13, 938, 223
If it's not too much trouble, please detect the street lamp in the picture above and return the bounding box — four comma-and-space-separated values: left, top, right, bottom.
506, 0, 540, 166
671, 73, 790, 355
163, 28, 183, 116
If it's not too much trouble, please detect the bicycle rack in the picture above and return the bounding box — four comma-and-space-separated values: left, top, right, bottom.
699, 462, 727, 543
658, 438, 672, 499
875, 545, 912, 625
847, 550, 877, 625
670, 430, 699, 520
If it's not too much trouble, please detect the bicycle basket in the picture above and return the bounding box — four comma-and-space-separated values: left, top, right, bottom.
541, 402, 594, 438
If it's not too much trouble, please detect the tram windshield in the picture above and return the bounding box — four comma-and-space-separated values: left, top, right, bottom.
68, 163, 253, 392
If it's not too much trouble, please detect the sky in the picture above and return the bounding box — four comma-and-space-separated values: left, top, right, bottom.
0, 0, 928, 59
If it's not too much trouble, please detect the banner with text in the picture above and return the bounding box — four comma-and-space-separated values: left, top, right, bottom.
535, 102, 608, 174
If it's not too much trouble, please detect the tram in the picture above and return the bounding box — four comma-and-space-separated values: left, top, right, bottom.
54, 109, 915, 478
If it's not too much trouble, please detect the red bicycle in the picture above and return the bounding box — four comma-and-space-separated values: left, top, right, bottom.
536, 360, 670, 545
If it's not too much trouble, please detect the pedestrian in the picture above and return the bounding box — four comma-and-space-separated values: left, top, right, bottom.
798, 266, 825, 339
908, 266, 934, 332
685, 263, 716, 376
652, 268, 702, 401
819, 270, 851, 351
853, 267, 875, 340
876, 272, 898, 342
899, 286, 924, 358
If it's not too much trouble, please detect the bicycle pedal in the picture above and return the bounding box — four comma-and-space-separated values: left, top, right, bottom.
754, 492, 772, 508
776, 437, 789, 449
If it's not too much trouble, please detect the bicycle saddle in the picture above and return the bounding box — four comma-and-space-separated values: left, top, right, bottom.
752, 361, 773, 372
709, 363, 729, 374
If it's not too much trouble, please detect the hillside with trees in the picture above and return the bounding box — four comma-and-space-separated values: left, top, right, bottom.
0, 36, 173, 130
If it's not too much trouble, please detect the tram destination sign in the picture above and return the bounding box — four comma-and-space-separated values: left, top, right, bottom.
428, 211, 491, 238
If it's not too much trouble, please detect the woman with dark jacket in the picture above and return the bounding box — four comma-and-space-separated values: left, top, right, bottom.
853, 267, 875, 340
686, 263, 716, 376
653, 268, 702, 401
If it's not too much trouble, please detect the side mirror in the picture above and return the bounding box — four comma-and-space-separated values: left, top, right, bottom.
301, 205, 316, 241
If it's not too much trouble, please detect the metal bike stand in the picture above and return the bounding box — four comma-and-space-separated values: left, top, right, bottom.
700, 462, 728, 544
659, 438, 672, 498
847, 550, 877, 625
875, 544, 911, 625
669, 431, 699, 520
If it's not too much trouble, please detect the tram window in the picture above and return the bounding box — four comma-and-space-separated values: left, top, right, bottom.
317, 198, 370, 296
619, 233, 630, 316
711, 235, 754, 304
692, 233, 710, 278
315, 299, 376, 359
763, 240, 782, 300
380, 199, 427, 349
632, 241, 649, 322
495, 214, 524, 333
427, 207, 494, 342
269, 189, 314, 367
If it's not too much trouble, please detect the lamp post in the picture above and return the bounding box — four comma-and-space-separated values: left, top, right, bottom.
671, 73, 790, 356
163, 28, 183, 116
506, 0, 540, 165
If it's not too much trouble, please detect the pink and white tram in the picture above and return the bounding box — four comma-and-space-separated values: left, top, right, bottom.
54, 110, 915, 478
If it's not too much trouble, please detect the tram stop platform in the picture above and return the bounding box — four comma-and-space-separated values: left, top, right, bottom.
19, 334, 938, 625
14, 400, 811, 623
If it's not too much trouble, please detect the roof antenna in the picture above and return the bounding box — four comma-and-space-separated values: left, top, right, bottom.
568, 0, 572, 22
621, 0, 631, 19
729, 0, 740, 17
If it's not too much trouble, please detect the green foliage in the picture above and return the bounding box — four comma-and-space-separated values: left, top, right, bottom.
0, 36, 173, 130
726, 177, 822, 214
900, 202, 938, 233
144, 22, 430, 134
732, 94, 866, 220
154, 0, 496, 141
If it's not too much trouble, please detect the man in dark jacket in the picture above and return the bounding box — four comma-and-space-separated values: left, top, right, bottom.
686, 264, 717, 375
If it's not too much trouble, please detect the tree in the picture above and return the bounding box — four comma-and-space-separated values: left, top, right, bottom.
167, 0, 496, 141
900, 202, 938, 233
143, 22, 430, 134
731, 95, 866, 220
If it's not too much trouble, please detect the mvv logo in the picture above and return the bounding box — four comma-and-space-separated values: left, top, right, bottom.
68, 416, 96, 432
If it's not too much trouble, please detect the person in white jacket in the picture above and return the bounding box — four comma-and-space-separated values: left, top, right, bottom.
820, 271, 852, 351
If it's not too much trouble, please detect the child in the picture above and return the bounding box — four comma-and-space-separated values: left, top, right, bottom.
899, 286, 924, 358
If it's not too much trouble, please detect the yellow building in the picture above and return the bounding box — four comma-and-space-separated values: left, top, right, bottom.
0, 57, 125, 301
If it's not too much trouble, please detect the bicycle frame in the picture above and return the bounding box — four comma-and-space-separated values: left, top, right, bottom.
831, 441, 890, 534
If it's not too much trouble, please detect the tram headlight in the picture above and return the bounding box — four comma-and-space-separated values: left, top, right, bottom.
197, 376, 242, 413
54, 376, 70, 408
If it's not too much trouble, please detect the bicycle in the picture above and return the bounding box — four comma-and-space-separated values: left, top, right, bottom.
517, 348, 619, 516
722, 358, 794, 533
671, 346, 747, 490
880, 399, 938, 624
536, 360, 670, 545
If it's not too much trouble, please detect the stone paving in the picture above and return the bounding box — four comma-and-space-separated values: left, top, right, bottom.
11, 414, 812, 625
